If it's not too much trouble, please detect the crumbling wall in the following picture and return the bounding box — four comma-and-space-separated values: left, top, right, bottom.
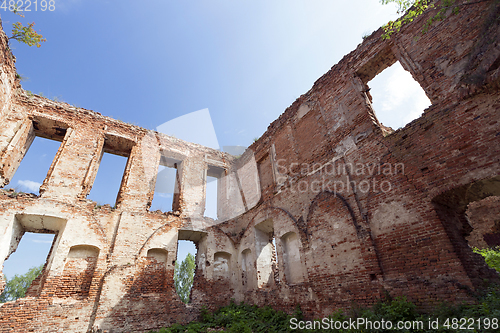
0, 0, 499, 331
466, 196, 500, 248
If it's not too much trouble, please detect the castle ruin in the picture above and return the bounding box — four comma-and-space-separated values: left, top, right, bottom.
0, 1, 500, 332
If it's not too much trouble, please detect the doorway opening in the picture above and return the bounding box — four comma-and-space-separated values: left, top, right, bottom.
174, 239, 197, 303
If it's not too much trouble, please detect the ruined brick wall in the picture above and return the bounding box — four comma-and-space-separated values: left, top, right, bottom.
466, 196, 500, 248
0, 0, 499, 331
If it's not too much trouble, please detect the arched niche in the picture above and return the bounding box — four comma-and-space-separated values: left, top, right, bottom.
147, 248, 168, 264
254, 218, 277, 288
213, 251, 231, 279
240, 248, 256, 290
59, 244, 100, 298
67, 244, 100, 258
281, 231, 305, 284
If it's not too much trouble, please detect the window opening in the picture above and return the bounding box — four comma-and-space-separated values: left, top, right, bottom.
1, 232, 55, 302
151, 156, 181, 212
88, 152, 128, 207
205, 165, 223, 220
368, 61, 431, 130
4, 137, 61, 195
174, 240, 196, 303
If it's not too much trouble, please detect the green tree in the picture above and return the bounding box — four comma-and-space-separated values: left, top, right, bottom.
174, 253, 196, 303
0, 264, 43, 303
380, 0, 472, 39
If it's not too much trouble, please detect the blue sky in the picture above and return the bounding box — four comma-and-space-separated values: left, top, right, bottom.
1, 0, 431, 279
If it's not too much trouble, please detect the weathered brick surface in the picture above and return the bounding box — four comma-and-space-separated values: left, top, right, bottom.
466, 196, 500, 248
0, 1, 499, 331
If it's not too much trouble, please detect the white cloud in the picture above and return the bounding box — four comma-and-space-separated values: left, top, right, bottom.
370, 61, 431, 129
17, 179, 42, 193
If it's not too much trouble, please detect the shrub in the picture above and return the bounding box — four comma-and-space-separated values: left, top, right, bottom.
474, 247, 500, 273
149, 283, 500, 333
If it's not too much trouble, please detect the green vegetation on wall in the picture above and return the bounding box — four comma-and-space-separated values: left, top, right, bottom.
150, 284, 500, 332
151, 250, 500, 332
474, 247, 500, 273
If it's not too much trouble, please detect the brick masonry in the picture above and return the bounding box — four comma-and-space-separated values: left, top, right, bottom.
0, 1, 499, 332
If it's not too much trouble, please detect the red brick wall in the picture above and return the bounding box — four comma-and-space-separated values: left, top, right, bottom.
0, 1, 499, 331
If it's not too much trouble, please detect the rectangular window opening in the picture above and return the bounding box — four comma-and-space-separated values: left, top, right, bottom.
174, 239, 197, 304
87, 134, 134, 207
0, 232, 55, 302
4, 136, 62, 195
88, 150, 129, 208
205, 165, 223, 220
367, 60, 431, 132
151, 156, 181, 212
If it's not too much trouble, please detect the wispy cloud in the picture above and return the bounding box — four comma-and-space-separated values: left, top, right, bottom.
32, 239, 53, 244
17, 179, 42, 193
31, 234, 54, 244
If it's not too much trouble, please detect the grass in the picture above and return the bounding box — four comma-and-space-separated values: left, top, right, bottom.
3, 186, 27, 197
149, 282, 500, 332
149, 252, 500, 332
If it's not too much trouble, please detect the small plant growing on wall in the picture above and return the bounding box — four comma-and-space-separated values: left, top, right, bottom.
474, 247, 500, 273
2, 4, 46, 48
